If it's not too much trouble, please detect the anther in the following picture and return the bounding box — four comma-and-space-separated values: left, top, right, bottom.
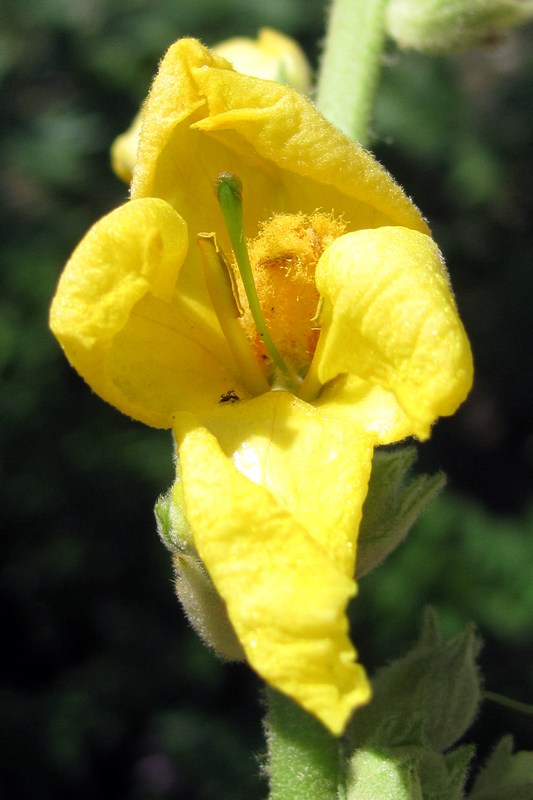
197, 233, 269, 397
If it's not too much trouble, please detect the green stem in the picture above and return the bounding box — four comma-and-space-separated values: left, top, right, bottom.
315, 0, 388, 145
484, 690, 533, 716
265, 688, 342, 800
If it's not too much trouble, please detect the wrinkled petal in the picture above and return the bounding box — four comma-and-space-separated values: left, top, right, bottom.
190, 66, 426, 231
50, 198, 247, 427
131, 39, 430, 315
111, 29, 312, 186
174, 393, 373, 733
315, 227, 473, 440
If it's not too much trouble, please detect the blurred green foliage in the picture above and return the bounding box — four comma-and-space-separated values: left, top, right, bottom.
1, 1, 532, 797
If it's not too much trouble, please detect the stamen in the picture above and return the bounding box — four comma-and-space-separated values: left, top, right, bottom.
215, 173, 297, 389
197, 233, 270, 397
298, 299, 330, 402
297, 353, 323, 402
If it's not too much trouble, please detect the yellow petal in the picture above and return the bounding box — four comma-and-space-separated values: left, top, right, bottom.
197, 391, 374, 576
175, 397, 373, 734
113, 28, 312, 186
50, 198, 247, 427
131, 38, 430, 316
315, 227, 474, 440
190, 67, 425, 231
314, 374, 414, 444
134, 38, 428, 233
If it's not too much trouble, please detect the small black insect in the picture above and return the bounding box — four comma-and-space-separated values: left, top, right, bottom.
219, 389, 240, 403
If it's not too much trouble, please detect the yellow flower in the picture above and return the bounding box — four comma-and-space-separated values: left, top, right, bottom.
213, 27, 312, 94
111, 111, 142, 184
50, 38, 472, 735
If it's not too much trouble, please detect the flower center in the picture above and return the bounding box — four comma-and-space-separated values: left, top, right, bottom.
199, 173, 345, 398
240, 211, 346, 381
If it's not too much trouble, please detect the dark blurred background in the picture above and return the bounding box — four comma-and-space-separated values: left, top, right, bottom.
1, 1, 532, 797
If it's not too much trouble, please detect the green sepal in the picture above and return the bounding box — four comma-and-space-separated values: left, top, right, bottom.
385, 0, 533, 55
155, 477, 245, 662
348, 609, 482, 750
356, 446, 445, 578
467, 736, 533, 800
155, 474, 195, 555
172, 552, 245, 662
415, 745, 474, 799
344, 610, 481, 800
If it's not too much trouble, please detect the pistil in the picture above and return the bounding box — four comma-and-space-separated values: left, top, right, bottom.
297, 299, 329, 403
215, 173, 298, 390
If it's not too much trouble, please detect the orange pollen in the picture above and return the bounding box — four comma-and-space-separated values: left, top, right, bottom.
237, 211, 346, 378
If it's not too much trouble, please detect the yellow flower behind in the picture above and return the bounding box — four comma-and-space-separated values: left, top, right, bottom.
50, 38, 473, 735
213, 27, 312, 94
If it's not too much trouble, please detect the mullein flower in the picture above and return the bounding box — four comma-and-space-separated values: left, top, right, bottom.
50, 38, 472, 734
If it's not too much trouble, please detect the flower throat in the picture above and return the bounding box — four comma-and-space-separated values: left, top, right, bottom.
206, 173, 345, 395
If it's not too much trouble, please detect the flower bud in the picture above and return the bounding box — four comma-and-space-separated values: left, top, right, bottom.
386, 0, 533, 54
172, 552, 245, 662
111, 112, 142, 185
213, 27, 312, 95
156, 484, 245, 662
